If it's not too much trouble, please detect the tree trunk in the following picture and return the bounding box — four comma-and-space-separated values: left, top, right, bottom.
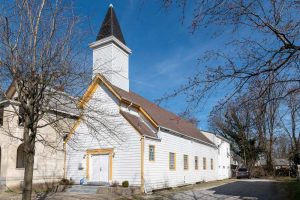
22, 118, 36, 200
22, 146, 35, 200
266, 138, 274, 175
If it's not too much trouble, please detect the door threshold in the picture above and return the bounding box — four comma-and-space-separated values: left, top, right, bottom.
86, 181, 110, 186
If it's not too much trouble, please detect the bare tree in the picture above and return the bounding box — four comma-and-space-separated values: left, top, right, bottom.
159, 0, 300, 109
159, 0, 299, 175
0, 1, 124, 200
209, 96, 262, 169
0, 1, 82, 199
280, 92, 300, 164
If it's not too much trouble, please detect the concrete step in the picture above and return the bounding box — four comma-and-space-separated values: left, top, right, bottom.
0, 185, 6, 193
66, 185, 100, 194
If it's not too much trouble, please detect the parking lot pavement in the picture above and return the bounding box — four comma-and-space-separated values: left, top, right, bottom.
143, 179, 288, 200
0, 179, 289, 200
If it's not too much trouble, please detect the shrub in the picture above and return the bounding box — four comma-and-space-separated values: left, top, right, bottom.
251, 167, 266, 178
122, 181, 129, 188
59, 178, 74, 185
111, 181, 119, 187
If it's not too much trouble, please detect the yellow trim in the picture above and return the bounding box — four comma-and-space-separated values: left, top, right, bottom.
78, 80, 99, 108
141, 137, 145, 192
184, 155, 189, 170
169, 152, 176, 170
86, 153, 90, 179
78, 74, 122, 109
65, 117, 82, 143
120, 111, 143, 136
86, 148, 114, 181
149, 145, 155, 162
120, 99, 158, 128
139, 107, 158, 128
65, 73, 160, 145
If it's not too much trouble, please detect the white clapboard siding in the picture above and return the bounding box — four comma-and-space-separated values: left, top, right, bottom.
144, 131, 218, 191
201, 131, 231, 180
216, 137, 231, 180
66, 84, 141, 186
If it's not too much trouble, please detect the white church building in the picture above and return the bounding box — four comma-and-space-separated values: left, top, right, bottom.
65, 5, 231, 192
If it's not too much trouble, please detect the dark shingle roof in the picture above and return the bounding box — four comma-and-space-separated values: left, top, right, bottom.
120, 111, 157, 138
112, 85, 215, 146
96, 5, 126, 44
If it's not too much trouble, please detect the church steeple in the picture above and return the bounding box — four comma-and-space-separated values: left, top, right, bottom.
89, 4, 131, 92
96, 4, 126, 44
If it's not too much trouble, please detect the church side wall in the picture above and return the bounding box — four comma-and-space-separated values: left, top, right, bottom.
144, 131, 218, 191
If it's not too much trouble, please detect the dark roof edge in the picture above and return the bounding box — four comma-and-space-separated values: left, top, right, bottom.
159, 126, 217, 148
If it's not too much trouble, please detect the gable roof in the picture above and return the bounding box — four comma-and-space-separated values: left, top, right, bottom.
79, 74, 214, 146
120, 111, 157, 138
113, 86, 214, 145
96, 5, 126, 44
5, 81, 79, 117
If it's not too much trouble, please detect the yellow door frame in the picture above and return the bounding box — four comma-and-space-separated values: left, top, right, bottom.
86, 148, 114, 181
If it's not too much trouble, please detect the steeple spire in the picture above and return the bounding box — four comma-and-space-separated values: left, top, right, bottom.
96, 5, 126, 44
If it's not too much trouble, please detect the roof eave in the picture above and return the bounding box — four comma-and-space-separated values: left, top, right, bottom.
159, 126, 217, 148
89, 36, 132, 54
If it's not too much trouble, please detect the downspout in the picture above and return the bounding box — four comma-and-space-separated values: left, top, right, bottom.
140, 136, 145, 193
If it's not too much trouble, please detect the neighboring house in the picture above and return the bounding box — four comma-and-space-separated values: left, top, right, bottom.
0, 85, 77, 188
230, 152, 243, 168
66, 5, 231, 192
256, 157, 290, 169
201, 131, 231, 180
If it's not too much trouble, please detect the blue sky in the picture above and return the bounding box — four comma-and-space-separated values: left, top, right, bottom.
73, 0, 231, 130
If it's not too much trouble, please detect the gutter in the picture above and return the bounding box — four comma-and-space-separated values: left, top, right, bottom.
0, 99, 79, 118
144, 135, 161, 141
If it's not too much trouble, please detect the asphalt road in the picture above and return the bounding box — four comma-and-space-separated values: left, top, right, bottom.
207, 179, 287, 200
164, 179, 288, 200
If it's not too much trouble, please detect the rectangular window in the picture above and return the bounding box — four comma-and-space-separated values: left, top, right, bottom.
169, 152, 176, 170
184, 155, 189, 170
149, 145, 155, 161
195, 156, 198, 170
203, 157, 206, 170
0, 106, 3, 126
211, 158, 214, 170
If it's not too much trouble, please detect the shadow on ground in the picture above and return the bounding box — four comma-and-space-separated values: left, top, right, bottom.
208, 180, 287, 200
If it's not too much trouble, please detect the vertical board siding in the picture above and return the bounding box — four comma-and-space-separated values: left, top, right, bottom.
66, 84, 141, 186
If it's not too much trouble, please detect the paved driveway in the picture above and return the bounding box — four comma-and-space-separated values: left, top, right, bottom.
0, 179, 289, 200
157, 179, 287, 200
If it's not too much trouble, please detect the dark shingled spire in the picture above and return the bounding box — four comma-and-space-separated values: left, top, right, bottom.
96, 4, 126, 44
